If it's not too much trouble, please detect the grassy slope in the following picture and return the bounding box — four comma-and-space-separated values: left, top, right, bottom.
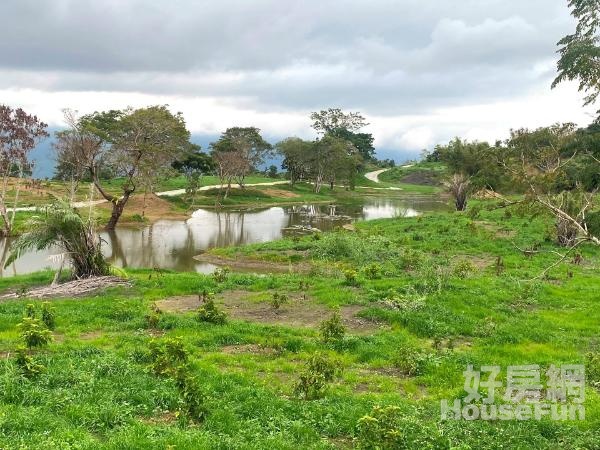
0, 200, 598, 448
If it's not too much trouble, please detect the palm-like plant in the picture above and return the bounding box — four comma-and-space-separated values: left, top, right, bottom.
5, 202, 109, 279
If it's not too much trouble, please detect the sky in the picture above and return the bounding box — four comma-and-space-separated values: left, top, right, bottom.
1, 0, 597, 162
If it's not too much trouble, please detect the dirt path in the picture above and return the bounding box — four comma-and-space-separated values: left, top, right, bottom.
7, 181, 291, 212
364, 169, 389, 183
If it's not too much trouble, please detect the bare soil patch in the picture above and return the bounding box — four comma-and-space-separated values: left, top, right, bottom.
260, 188, 300, 198
452, 254, 496, 270
220, 344, 278, 356
400, 171, 440, 186
194, 253, 311, 274
97, 193, 188, 222
157, 290, 386, 334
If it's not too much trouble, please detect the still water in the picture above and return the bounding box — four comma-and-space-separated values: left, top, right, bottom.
0, 196, 447, 277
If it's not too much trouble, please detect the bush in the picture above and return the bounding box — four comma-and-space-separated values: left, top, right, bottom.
320, 308, 346, 344
452, 260, 476, 279
356, 405, 448, 449
15, 347, 45, 378
145, 303, 162, 329
212, 267, 230, 283
363, 263, 382, 280
174, 371, 207, 423
381, 288, 426, 312
41, 302, 56, 330
197, 299, 227, 325
343, 269, 359, 286
17, 317, 53, 349
24, 303, 36, 318
148, 337, 190, 377
148, 338, 206, 423
294, 353, 341, 400
587, 352, 600, 388
393, 345, 435, 376
270, 292, 289, 310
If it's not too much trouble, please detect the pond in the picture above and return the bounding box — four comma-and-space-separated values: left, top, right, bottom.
0, 195, 447, 277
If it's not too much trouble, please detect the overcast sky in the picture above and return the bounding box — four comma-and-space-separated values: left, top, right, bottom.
0, 0, 596, 159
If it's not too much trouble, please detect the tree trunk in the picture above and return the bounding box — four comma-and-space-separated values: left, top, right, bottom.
455, 195, 467, 211
105, 193, 131, 230
0, 204, 10, 237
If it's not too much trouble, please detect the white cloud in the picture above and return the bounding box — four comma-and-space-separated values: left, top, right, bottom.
0, 0, 595, 161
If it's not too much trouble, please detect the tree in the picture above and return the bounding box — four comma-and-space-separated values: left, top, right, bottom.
6, 203, 109, 279
311, 135, 361, 193
503, 124, 592, 248
276, 137, 313, 187
267, 165, 278, 178
172, 144, 215, 205
553, 0, 600, 109
329, 128, 375, 161
210, 127, 272, 196
444, 174, 471, 211
0, 105, 48, 236
76, 106, 191, 230
435, 138, 502, 210
310, 108, 368, 135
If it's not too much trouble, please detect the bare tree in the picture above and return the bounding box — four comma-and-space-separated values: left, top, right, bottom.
444, 173, 471, 211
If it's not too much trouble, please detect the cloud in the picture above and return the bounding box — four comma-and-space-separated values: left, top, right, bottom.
0, 0, 594, 160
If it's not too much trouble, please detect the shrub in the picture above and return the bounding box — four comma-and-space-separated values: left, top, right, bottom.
363, 263, 382, 280
320, 308, 346, 344
270, 292, 289, 310
41, 302, 56, 330
212, 267, 230, 283
145, 303, 162, 329
343, 269, 359, 286
148, 337, 190, 377
393, 345, 434, 376
174, 370, 207, 423
294, 353, 341, 400
15, 347, 45, 378
452, 260, 476, 279
148, 338, 206, 423
24, 303, 36, 318
17, 317, 53, 349
356, 405, 448, 449
381, 288, 426, 312
587, 352, 600, 388
197, 299, 227, 325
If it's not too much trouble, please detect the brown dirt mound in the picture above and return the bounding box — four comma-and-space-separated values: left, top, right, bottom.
400, 171, 440, 186
261, 188, 300, 198
156, 290, 386, 334
96, 193, 188, 222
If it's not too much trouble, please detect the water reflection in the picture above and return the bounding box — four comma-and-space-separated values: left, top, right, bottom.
1, 196, 447, 277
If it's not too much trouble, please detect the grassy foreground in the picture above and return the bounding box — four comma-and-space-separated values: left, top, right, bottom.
0, 200, 598, 449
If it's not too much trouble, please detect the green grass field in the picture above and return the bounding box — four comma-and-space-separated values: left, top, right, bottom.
0, 198, 598, 448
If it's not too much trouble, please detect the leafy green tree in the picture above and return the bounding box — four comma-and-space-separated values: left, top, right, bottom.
210, 127, 272, 197
172, 144, 215, 204
310, 108, 368, 135
276, 137, 313, 187
329, 128, 375, 162
75, 106, 191, 229
553, 0, 600, 109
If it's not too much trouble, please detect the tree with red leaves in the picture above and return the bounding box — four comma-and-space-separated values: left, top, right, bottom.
0, 105, 48, 236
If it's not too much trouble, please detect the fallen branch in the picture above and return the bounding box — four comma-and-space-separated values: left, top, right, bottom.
0, 276, 130, 300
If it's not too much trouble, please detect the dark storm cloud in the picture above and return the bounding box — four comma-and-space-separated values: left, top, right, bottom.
0, 0, 574, 113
